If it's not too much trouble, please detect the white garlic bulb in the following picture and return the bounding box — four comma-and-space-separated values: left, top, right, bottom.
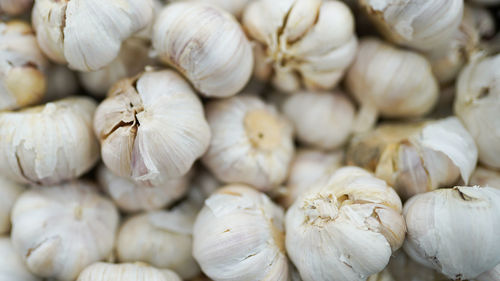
477, 264, 500, 281
193, 184, 289, 281
11, 181, 119, 281
94, 69, 211, 186
470, 167, 500, 189
243, 0, 357, 93
32, 0, 153, 71
345, 38, 439, 132
44, 64, 78, 102
0, 237, 40, 281
0, 177, 23, 234
0, 0, 32, 16
403, 186, 500, 280
286, 166, 405, 281
283, 91, 355, 150
387, 251, 448, 281
0, 96, 99, 185
153, 2, 253, 97
202, 95, 294, 191
77, 262, 181, 281
0, 21, 47, 111
454, 54, 500, 169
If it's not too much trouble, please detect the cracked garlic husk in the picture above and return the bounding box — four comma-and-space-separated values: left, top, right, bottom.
243, 0, 357, 93
202, 95, 294, 191
94, 69, 211, 186
0, 21, 47, 111
0, 0, 32, 16
0, 96, 99, 185
347, 117, 478, 199
77, 262, 182, 281
153, 2, 253, 97
470, 167, 500, 189
11, 181, 119, 281
0, 177, 23, 234
193, 184, 289, 281
387, 251, 448, 281
403, 186, 500, 280
32, 0, 153, 71
286, 166, 405, 281
0, 237, 40, 281
477, 264, 500, 281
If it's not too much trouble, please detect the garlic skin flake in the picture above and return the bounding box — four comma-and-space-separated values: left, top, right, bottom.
153, 2, 253, 98
32, 0, 153, 72
0, 96, 99, 185
0, 237, 40, 281
243, 0, 357, 93
0, 0, 33, 16
77, 262, 181, 281
0, 177, 23, 234
193, 185, 289, 281
286, 166, 405, 281
403, 186, 500, 280
202, 95, 294, 191
11, 181, 119, 281
470, 167, 500, 189
94, 70, 211, 186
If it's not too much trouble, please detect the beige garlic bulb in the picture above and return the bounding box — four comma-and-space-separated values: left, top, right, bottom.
0, 177, 23, 234
0, 0, 32, 16
0, 237, 40, 281
243, 0, 357, 93
77, 262, 181, 281
286, 166, 405, 281
454, 54, 500, 169
404, 186, 500, 280
193, 185, 288, 281
153, 2, 253, 97
470, 167, 500, 189
11, 181, 119, 281
387, 251, 448, 281
477, 264, 500, 281
32, 0, 153, 72
44, 64, 78, 102
0, 96, 99, 185
283, 91, 355, 150
94, 69, 210, 186
202, 95, 294, 191
0, 21, 47, 111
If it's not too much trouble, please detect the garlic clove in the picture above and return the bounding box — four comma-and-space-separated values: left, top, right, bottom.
77, 262, 182, 281
0, 177, 24, 234
0, 237, 40, 281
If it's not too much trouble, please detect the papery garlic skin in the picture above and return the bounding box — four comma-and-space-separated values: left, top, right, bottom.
403, 186, 500, 280
243, 0, 357, 93
77, 262, 181, 281
286, 167, 405, 281
11, 181, 119, 281
153, 2, 253, 97
0, 0, 32, 16
193, 185, 289, 281
44, 64, 78, 102
470, 167, 500, 189
32, 0, 153, 71
0, 237, 40, 281
477, 264, 500, 281
0, 177, 23, 234
94, 70, 211, 186
202, 95, 294, 191
0, 96, 99, 185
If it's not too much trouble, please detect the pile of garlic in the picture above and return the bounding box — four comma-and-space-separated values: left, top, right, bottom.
0, 0, 499, 281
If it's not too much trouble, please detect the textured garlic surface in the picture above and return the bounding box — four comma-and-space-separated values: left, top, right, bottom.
193, 185, 289, 281
470, 167, 500, 189
32, 0, 153, 71
403, 186, 500, 280
0, 0, 32, 16
0, 177, 23, 234
0, 21, 47, 111
44, 64, 78, 102
243, 0, 357, 93
94, 70, 211, 186
77, 262, 182, 281
153, 2, 253, 97
387, 251, 448, 281
0, 96, 99, 185
0, 237, 40, 281
11, 181, 119, 281
202, 95, 294, 191
286, 167, 405, 281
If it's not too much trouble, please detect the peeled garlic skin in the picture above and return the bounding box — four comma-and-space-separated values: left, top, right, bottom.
0, 237, 40, 281
0, 177, 23, 234
403, 186, 500, 280
153, 2, 253, 97
77, 262, 182, 281
0, 0, 33, 16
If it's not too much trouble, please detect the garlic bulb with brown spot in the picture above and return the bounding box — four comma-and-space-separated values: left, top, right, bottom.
0, 237, 40, 281
470, 167, 500, 189
202, 95, 294, 191
0, 96, 99, 185
0, 0, 32, 16
77, 262, 182, 281
0, 177, 23, 234
243, 0, 357, 93
94, 69, 211, 186
11, 181, 119, 281
153, 2, 253, 97
286, 166, 405, 281
193, 184, 289, 281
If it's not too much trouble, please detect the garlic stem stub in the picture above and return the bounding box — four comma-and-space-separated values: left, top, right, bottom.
0, 176, 24, 234
77, 262, 182, 281
0, 0, 33, 16
0, 237, 41, 281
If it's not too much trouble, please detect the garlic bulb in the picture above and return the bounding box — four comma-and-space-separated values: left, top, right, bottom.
32, 0, 154, 72
193, 185, 288, 281
286, 166, 405, 281
94, 69, 210, 186
153, 2, 253, 97
243, 0, 357, 93
477, 264, 500, 281
184, 0, 253, 17
387, 251, 448, 281
0, 177, 23, 234
0, 237, 40, 281
97, 164, 190, 213
282, 91, 355, 150
454, 54, 500, 169
77, 262, 181, 281
44, 64, 78, 102
11, 181, 119, 281
359, 0, 463, 52
470, 167, 500, 189
403, 186, 500, 280
202, 95, 294, 191
0, 21, 47, 111
347, 117, 478, 199
0, 0, 32, 16
0, 96, 99, 185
